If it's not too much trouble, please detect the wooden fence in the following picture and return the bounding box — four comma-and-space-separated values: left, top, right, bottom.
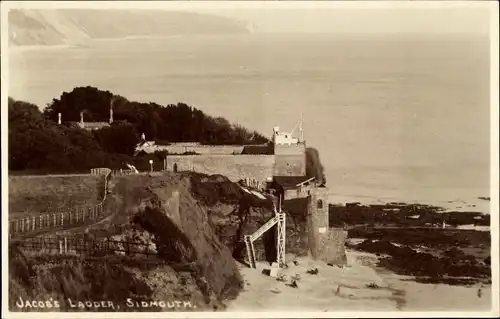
242, 177, 265, 190
90, 168, 112, 176
14, 235, 158, 258
111, 169, 136, 176
9, 168, 112, 237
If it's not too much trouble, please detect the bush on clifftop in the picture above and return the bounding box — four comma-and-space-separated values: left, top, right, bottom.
306, 147, 327, 185
43, 86, 269, 145
8, 86, 269, 173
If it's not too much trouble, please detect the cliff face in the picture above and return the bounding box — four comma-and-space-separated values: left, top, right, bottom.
8, 171, 311, 311
8, 9, 250, 47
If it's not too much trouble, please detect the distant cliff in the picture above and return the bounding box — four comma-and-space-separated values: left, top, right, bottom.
8, 9, 250, 47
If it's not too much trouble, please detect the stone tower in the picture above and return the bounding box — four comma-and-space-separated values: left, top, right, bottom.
307, 185, 329, 258
307, 185, 347, 265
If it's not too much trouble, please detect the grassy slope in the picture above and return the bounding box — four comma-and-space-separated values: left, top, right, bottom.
10, 172, 247, 312
9, 175, 103, 218
9, 247, 207, 312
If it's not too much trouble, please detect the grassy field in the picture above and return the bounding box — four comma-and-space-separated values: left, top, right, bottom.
9, 175, 103, 218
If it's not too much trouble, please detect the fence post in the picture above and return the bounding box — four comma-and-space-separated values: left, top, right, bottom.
60, 213, 64, 226
53, 214, 56, 227
26, 218, 30, 233
59, 240, 63, 254
15, 220, 19, 233
64, 237, 68, 254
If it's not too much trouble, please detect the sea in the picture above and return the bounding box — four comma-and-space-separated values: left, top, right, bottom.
7, 33, 492, 213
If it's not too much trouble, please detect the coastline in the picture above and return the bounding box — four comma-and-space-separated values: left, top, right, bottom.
7, 33, 252, 53
329, 192, 491, 215
8, 43, 78, 53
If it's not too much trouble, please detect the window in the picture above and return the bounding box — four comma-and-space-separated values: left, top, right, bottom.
317, 199, 323, 209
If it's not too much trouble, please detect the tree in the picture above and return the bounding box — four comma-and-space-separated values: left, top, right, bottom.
43, 86, 114, 122
93, 122, 139, 156
9, 85, 275, 173
9, 97, 108, 172
306, 147, 327, 186
8, 98, 44, 129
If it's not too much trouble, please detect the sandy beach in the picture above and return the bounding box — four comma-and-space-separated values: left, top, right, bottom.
226, 250, 492, 312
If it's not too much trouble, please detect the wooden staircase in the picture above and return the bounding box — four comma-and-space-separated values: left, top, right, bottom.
245, 208, 286, 269
244, 235, 257, 268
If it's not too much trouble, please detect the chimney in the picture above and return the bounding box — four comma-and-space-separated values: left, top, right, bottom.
109, 106, 114, 124
109, 98, 114, 124
58, 113, 62, 125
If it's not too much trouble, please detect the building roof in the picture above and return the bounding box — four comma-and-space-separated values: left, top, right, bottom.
81, 122, 110, 130
241, 144, 273, 155
67, 121, 110, 131
273, 176, 315, 190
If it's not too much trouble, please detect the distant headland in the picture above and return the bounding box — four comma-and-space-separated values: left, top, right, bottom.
8, 9, 251, 48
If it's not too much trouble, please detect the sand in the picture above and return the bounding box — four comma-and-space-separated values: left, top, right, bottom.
226, 250, 492, 313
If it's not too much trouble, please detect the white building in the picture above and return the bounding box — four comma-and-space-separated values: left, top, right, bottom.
272, 126, 300, 145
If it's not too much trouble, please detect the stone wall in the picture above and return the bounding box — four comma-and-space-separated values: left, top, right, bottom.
166, 155, 275, 183
274, 143, 306, 176
273, 155, 306, 176
274, 142, 306, 156
273, 142, 306, 176
165, 144, 245, 155
320, 228, 348, 266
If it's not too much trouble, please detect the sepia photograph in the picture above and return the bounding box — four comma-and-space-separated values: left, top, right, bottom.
1, 0, 499, 317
